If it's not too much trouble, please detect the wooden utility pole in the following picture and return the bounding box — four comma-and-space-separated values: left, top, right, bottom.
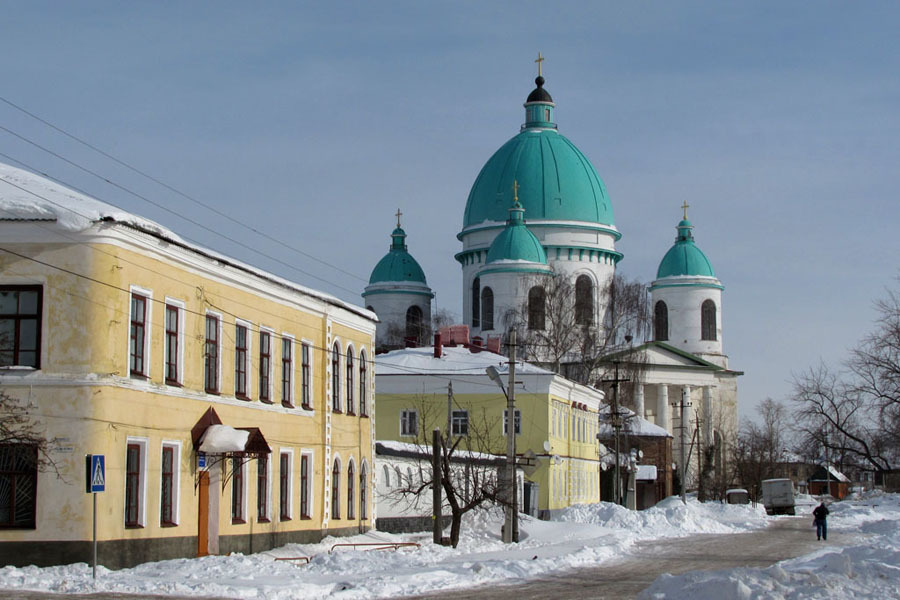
672, 387, 692, 505
504, 330, 519, 543
601, 362, 629, 505
432, 428, 442, 544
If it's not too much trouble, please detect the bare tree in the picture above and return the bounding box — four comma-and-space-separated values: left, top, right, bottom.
730, 398, 789, 499
0, 390, 61, 476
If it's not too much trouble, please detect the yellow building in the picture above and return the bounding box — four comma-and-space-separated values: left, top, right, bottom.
0, 163, 376, 568
374, 343, 606, 518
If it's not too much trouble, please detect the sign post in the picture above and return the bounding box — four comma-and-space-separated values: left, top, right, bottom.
85, 454, 105, 579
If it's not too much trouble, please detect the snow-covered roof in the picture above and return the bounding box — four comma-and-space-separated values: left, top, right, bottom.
812, 464, 850, 483
0, 162, 375, 321
597, 405, 672, 437
376, 440, 504, 463
375, 345, 553, 377
198, 425, 250, 453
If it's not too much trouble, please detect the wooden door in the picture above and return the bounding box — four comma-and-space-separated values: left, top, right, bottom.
198, 471, 209, 556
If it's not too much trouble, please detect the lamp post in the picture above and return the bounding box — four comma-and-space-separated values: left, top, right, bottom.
486, 330, 518, 543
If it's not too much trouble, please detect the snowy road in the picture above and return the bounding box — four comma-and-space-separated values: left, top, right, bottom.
405, 517, 856, 600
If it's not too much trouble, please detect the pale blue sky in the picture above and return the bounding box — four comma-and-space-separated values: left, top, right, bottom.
2, 1, 898, 420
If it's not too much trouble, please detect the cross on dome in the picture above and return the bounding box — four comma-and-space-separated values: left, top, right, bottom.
395, 208, 403, 228
535, 52, 545, 77
681, 201, 690, 221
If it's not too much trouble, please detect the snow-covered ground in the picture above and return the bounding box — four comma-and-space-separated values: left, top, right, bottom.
0, 494, 895, 599
639, 490, 900, 599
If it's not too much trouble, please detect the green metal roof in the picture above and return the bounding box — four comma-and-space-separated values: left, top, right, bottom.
656, 219, 716, 279
485, 203, 547, 265
368, 226, 428, 284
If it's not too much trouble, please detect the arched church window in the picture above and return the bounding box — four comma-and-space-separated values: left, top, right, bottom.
654, 301, 669, 341
575, 275, 593, 326
528, 286, 546, 330
701, 299, 716, 341
471, 277, 480, 328
481, 287, 494, 331
405, 305, 423, 343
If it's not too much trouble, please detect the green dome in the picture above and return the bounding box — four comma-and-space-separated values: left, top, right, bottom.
463, 77, 613, 229
656, 219, 716, 279
485, 203, 547, 264
368, 226, 428, 284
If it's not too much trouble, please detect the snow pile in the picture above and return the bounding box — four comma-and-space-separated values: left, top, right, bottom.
198, 425, 250, 453
639, 491, 900, 600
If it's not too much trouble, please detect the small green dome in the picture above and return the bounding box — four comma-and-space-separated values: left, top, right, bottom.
485, 202, 547, 264
368, 226, 428, 284
656, 219, 716, 278
462, 76, 613, 229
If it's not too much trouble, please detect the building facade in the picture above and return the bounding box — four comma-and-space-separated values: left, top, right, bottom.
0, 163, 377, 568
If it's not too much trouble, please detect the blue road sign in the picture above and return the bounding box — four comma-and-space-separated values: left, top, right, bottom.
85, 454, 105, 493
198, 453, 207, 468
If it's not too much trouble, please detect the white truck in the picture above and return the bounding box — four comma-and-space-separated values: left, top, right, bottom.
761, 478, 796, 515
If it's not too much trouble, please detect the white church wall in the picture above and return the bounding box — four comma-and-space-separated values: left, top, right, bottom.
651, 280, 724, 361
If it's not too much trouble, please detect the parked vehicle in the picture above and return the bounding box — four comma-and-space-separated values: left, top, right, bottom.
726, 488, 750, 504
761, 478, 796, 515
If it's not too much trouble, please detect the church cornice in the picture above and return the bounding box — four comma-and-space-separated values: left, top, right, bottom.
457, 220, 622, 242
456, 245, 622, 266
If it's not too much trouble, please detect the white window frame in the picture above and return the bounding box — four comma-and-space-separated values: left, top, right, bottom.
503, 409, 522, 435
331, 338, 342, 413
300, 449, 314, 520
124, 436, 149, 527
257, 452, 272, 522
163, 297, 185, 387
278, 449, 294, 521
235, 318, 253, 400
281, 333, 296, 407
300, 339, 314, 410
400, 409, 418, 437
128, 285, 153, 378
345, 343, 355, 415
258, 326, 275, 403
204, 310, 223, 394
159, 440, 181, 526
451, 410, 469, 436
228, 455, 248, 523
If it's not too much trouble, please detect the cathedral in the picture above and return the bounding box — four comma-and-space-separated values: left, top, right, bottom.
364, 63, 741, 488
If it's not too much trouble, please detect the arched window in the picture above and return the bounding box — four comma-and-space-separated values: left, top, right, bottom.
575, 275, 593, 326
701, 299, 717, 341
331, 342, 341, 412
347, 460, 356, 520
471, 277, 480, 328
346, 348, 355, 415
405, 305, 423, 343
359, 349, 368, 416
481, 287, 494, 330
528, 286, 546, 330
654, 301, 669, 341
360, 462, 368, 520
382, 464, 391, 488
331, 459, 341, 519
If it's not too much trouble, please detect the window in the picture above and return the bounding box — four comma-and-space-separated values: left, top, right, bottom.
125, 443, 142, 527
503, 409, 522, 435
129, 293, 148, 377
301, 343, 311, 409
528, 286, 545, 330
331, 342, 341, 412
204, 315, 219, 393
235, 323, 249, 399
360, 462, 368, 520
0, 286, 42, 369
471, 277, 480, 328
231, 458, 244, 523
358, 350, 367, 416
347, 461, 355, 520
257, 456, 269, 522
545, 108, 551, 121
331, 459, 340, 519
400, 410, 418, 437
405, 305, 423, 343
382, 465, 391, 488
480, 287, 494, 330
160, 445, 176, 526
0, 445, 37, 528
279, 452, 291, 521
259, 331, 272, 402
281, 337, 293, 407
451, 410, 469, 436
346, 349, 355, 415
575, 275, 593, 326
164, 305, 180, 385
701, 299, 717, 341
654, 300, 669, 342
300, 453, 311, 519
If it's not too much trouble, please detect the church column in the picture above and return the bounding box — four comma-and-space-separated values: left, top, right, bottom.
703, 386, 713, 447
657, 384, 669, 432
635, 384, 645, 419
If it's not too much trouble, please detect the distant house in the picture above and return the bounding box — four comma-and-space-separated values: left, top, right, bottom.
807, 465, 850, 499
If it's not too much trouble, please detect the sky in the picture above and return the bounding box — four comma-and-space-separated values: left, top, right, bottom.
1, 1, 898, 421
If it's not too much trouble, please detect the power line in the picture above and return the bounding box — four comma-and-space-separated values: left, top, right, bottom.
0, 95, 367, 283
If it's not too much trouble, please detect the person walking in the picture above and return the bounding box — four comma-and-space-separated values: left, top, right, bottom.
813, 502, 830, 541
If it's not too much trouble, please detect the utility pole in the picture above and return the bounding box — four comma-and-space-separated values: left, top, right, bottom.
505, 329, 518, 543
432, 428, 442, 545
601, 362, 629, 505
824, 431, 831, 498
672, 387, 692, 505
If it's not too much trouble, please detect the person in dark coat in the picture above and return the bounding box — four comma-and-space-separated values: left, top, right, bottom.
813, 502, 830, 540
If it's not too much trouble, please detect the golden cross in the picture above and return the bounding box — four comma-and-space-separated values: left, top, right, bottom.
395, 208, 403, 228
681, 200, 690, 220
512, 180, 520, 204
535, 52, 545, 77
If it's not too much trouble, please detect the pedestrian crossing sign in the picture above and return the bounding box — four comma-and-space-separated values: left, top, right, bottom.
85, 454, 106, 493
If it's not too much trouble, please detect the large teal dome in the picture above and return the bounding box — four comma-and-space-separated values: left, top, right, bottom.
485, 203, 547, 265
656, 219, 716, 279
462, 76, 614, 230
367, 226, 428, 285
